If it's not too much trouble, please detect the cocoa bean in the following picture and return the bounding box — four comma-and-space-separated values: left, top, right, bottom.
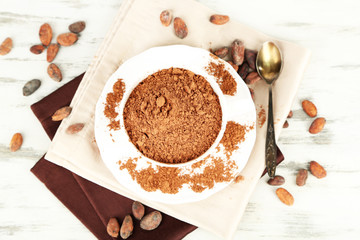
302, 100, 317, 117
231, 39, 245, 65
238, 62, 249, 80
30, 44, 45, 55
296, 169, 308, 186
248, 88, 254, 100
245, 71, 261, 84
227, 60, 238, 71
309, 117, 326, 134
107, 217, 120, 238
47, 43, 59, 62
0, 37, 13, 55
209, 14, 229, 25
309, 161, 327, 178
52, 106, 72, 121
10, 133, 23, 152
132, 201, 145, 220
39, 23, 52, 46
173, 17, 188, 39
57, 32, 78, 46
283, 120, 289, 128
213, 47, 229, 58
267, 175, 285, 186
245, 49, 257, 70
69, 21, 86, 33
287, 110, 293, 118
23, 79, 41, 96
140, 211, 162, 231
47, 63, 62, 82
120, 215, 133, 239
160, 10, 172, 27
66, 123, 84, 134
276, 188, 294, 206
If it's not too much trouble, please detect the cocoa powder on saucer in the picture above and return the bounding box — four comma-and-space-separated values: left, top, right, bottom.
104, 78, 125, 130
117, 121, 252, 194
123, 67, 222, 164
205, 55, 237, 96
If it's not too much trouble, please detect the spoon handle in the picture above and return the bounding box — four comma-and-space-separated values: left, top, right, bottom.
266, 85, 277, 178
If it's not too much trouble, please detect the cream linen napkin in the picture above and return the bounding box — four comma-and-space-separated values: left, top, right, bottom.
45, 0, 311, 239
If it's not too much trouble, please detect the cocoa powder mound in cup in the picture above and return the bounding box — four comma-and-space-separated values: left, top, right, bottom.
123, 68, 222, 164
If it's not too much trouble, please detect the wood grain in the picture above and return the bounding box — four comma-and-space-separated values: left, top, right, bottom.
0, 0, 359, 239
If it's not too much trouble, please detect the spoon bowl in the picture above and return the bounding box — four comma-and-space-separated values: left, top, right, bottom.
256, 41, 282, 84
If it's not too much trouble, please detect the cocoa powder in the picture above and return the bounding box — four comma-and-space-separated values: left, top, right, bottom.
205, 55, 237, 96
123, 68, 222, 164
117, 121, 251, 194
104, 78, 125, 130
258, 106, 266, 128
218, 121, 249, 158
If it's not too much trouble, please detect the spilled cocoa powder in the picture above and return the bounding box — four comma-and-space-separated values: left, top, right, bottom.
123, 67, 222, 164
218, 121, 252, 159
205, 54, 237, 96
234, 175, 245, 183
104, 78, 125, 130
117, 121, 251, 194
257, 105, 266, 128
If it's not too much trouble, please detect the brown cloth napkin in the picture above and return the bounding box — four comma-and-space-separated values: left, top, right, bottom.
30, 73, 284, 239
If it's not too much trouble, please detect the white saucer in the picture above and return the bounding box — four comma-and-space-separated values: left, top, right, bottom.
94, 45, 256, 204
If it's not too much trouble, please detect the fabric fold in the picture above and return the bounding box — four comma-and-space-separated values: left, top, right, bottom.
31, 73, 197, 240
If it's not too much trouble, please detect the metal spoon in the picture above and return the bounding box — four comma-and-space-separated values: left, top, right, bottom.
256, 41, 283, 178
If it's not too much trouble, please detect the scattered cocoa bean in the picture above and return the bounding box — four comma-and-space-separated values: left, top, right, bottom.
213, 47, 228, 58
30, 44, 45, 55
160, 10, 172, 27
47, 63, 62, 82
309, 117, 326, 134
231, 39, 245, 65
283, 120, 289, 128
227, 60, 238, 71
245, 49, 257, 70
0, 37, 13, 55
309, 161, 327, 178
267, 175, 285, 186
287, 110, 293, 118
10, 133, 23, 152
66, 123, 84, 134
120, 215, 133, 239
173, 17, 188, 39
39, 23, 52, 46
57, 32, 78, 46
52, 106, 72, 121
209, 14, 229, 25
248, 88, 254, 100
238, 62, 249, 80
132, 201, 145, 220
47, 43, 59, 62
296, 169, 308, 186
107, 217, 120, 238
276, 188, 294, 206
302, 100, 317, 117
23, 79, 41, 96
245, 71, 261, 84
69, 21, 86, 34
140, 211, 162, 231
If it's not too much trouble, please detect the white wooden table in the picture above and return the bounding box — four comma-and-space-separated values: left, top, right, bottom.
1, 0, 360, 239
